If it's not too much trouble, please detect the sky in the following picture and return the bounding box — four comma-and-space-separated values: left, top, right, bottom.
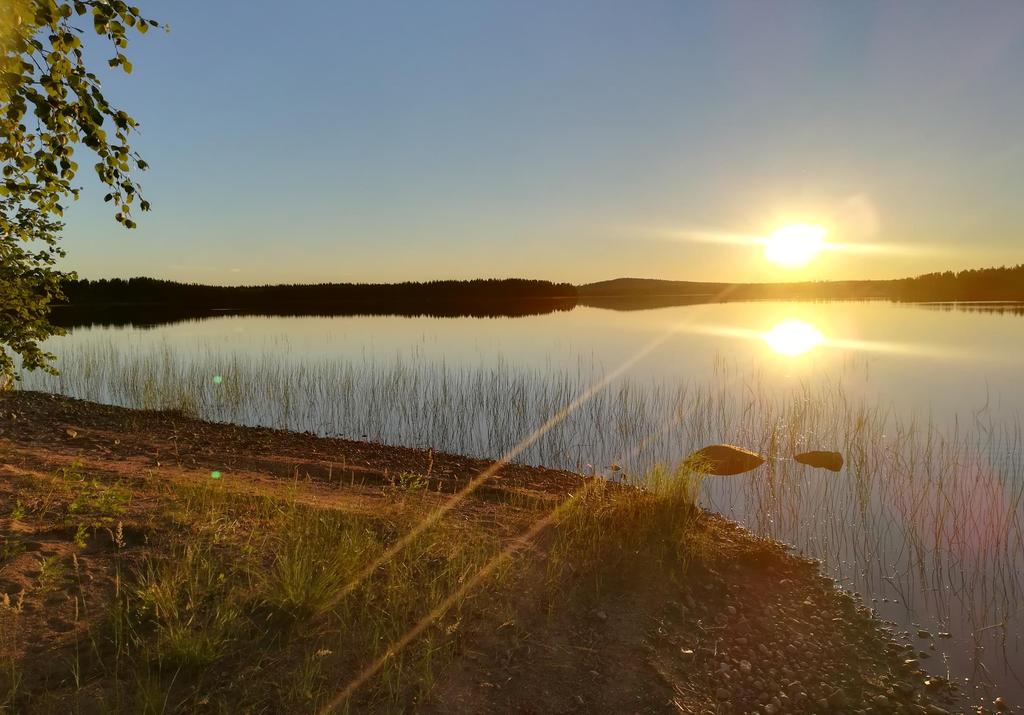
60, 0, 1024, 285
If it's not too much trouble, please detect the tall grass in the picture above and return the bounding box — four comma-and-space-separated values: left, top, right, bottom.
548, 464, 703, 596
93, 481, 512, 712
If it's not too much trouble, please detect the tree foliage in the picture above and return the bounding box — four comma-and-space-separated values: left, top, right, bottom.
1, 0, 157, 385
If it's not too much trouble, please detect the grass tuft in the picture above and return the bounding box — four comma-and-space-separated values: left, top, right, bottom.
549, 464, 703, 594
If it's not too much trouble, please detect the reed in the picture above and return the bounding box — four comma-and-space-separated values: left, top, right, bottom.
16, 335, 1024, 701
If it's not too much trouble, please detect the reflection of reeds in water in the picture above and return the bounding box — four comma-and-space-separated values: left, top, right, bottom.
18, 337, 1024, 701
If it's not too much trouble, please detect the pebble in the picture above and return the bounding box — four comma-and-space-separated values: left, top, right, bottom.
639, 567, 964, 715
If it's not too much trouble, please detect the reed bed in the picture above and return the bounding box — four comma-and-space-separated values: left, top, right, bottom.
17, 335, 1024, 702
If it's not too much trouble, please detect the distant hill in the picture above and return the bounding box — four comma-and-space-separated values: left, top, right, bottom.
577, 278, 726, 297
579, 264, 1024, 304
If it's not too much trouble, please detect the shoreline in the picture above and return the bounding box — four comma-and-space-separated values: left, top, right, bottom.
1, 391, 974, 712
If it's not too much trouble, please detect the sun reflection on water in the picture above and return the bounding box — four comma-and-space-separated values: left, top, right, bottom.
762, 318, 826, 356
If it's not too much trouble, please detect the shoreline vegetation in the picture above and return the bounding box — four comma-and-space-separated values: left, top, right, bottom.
0, 392, 968, 713
51, 264, 1024, 328
19, 309, 1024, 709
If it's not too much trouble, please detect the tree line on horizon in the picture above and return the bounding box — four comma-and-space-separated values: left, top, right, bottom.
888, 264, 1024, 301
727, 263, 1024, 302
55, 264, 1024, 312
58, 277, 580, 307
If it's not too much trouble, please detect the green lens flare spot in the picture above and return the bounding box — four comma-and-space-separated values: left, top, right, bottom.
210, 471, 222, 479
212, 375, 223, 385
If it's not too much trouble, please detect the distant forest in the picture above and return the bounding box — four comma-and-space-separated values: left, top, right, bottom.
52, 265, 1024, 328
53, 278, 579, 327
887, 264, 1024, 301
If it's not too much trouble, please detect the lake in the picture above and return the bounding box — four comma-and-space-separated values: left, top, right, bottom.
21, 299, 1024, 706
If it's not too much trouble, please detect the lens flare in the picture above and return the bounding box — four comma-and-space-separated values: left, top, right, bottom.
762, 319, 825, 356
763, 224, 827, 267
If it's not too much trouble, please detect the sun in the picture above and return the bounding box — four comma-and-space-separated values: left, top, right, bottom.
763, 224, 828, 267
762, 319, 825, 356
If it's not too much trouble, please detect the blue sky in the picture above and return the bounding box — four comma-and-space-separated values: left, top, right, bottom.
62, 0, 1024, 284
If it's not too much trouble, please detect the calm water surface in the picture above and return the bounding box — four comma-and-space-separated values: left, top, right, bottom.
23, 300, 1024, 707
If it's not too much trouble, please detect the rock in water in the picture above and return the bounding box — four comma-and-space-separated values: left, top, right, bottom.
793, 450, 843, 472
685, 444, 766, 476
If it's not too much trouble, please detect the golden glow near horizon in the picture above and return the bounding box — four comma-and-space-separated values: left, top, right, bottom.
763, 224, 828, 268
762, 318, 826, 356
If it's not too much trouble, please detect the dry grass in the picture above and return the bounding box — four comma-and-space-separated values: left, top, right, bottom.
0, 445, 715, 714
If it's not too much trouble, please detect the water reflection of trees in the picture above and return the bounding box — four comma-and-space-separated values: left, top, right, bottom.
50, 299, 579, 330
920, 302, 1024, 316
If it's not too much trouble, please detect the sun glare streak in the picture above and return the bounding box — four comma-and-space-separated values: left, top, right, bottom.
317, 283, 746, 710
318, 323, 755, 714
608, 366, 751, 472
313, 306, 723, 622
317, 287, 982, 711
651, 225, 944, 262
763, 224, 828, 267
314, 331, 675, 616
317, 503, 567, 715
659, 229, 764, 247
316, 281, 745, 618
